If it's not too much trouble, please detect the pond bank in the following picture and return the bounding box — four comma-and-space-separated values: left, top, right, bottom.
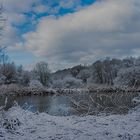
0, 85, 140, 97
0, 85, 140, 116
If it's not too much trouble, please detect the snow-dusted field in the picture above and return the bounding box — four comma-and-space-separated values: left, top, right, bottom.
0, 105, 140, 140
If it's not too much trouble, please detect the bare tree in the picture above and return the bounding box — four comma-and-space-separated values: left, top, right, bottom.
0, 3, 6, 36
0, 3, 6, 60
34, 61, 50, 86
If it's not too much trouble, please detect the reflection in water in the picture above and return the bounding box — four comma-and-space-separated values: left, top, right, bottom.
0, 92, 139, 116
0, 95, 72, 116
47, 96, 71, 116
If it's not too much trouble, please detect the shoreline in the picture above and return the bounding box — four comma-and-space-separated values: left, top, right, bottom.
0, 85, 140, 97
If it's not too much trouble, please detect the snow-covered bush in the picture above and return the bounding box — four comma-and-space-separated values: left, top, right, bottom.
2, 117, 21, 130
52, 77, 83, 88
16, 70, 30, 86
29, 80, 43, 89
0, 74, 6, 85
77, 69, 91, 84
114, 66, 140, 88
7, 84, 21, 91
0, 62, 17, 84
63, 77, 83, 88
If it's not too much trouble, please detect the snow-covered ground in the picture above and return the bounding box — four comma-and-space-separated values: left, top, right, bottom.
0, 105, 140, 140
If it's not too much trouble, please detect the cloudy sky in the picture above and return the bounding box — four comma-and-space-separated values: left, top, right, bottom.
0, 0, 140, 71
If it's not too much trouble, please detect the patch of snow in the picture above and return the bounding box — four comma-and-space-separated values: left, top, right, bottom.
0, 105, 140, 140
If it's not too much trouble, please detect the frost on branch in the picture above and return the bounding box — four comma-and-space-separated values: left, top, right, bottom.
114, 66, 140, 88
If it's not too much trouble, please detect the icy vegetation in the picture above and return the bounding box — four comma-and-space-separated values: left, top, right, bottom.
0, 56, 140, 89
0, 104, 140, 140
0, 55, 140, 89
51, 57, 140, 89
29, 80, 43, 89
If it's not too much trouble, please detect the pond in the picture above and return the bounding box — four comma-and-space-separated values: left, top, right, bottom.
0, 95, 72, 116
0, 92, 139, 116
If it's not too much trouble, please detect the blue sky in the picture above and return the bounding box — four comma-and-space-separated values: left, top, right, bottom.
14, 0, 96, 34
1, 0, 140, 71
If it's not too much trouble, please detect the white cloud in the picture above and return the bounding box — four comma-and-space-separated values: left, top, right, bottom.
59, 0, 81, 9
2, 0, 39, 13
0, 0, 83, 49
16, 0, 140, 70
1, 0, 140, 70
33, 5, 49, 14
0, 0, 37, 48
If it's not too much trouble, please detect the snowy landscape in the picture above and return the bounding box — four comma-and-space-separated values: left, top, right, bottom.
0, 52, 140, 140
1, 0, 140, 139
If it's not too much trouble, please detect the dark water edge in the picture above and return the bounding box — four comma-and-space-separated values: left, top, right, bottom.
0, 92, 139, 116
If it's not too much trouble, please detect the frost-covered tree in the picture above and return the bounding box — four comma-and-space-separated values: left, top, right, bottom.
122, 57, 135, 68
92, 58, 122, 85
16, 66, 30, 86
1, 62, 16, 84
70, 65, 85, 78
0, 62, 30, 85
114, 66, 140, 88
34, 61, 50, 86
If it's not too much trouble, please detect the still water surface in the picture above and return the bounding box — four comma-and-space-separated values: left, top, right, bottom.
0, 95, 72, 116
